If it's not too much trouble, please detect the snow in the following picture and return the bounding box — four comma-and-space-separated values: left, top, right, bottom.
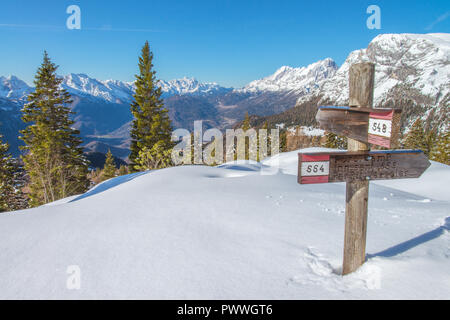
0, 73, 231, 104
238, 58, 338, 93
0, 148, 448, 299
297, 33, 450, 133
159, 77, 231, 97
0, 75, 32, 101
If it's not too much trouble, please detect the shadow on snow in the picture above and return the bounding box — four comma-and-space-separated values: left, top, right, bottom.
368, 217, 449, 258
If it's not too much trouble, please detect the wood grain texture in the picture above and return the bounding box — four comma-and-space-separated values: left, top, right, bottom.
316, 107, 402, 149
349, 63, 375, 108
343, 62, 375, 275
297, 151, 431, 183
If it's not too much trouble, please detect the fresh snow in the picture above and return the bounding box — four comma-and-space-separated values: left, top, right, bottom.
0, 75, 32, 101
299, 33, 450, 110
0, 148, 448, 299
0, 74, 231, 104
238, 58, 338, 93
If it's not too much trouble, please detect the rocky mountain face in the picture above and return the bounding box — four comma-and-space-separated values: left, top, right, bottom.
239, 58, 337, 94
292, 33, 449, 134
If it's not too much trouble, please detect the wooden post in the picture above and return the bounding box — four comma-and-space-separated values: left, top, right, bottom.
342, 63, 375, 275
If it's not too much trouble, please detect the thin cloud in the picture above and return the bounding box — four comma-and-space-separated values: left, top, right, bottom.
0, 23, 163, 33
425, 11, 450, 31
0, 23, 63, 30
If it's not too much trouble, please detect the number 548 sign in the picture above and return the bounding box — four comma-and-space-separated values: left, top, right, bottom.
368, 110, 394, 148
316, 107, 401, 149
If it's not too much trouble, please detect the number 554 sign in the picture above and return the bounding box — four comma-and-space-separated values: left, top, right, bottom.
299, 154, 331, 184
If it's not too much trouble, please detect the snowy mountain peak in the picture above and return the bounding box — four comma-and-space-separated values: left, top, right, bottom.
239, 58, 338, 93
0, 75, 32, 101
311, 33, 450, 104
294, 33, 450, 133
61, 73, 135, 104
159, 77, 231, 97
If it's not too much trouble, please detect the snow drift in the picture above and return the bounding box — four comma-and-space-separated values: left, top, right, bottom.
0, 148, 449, 299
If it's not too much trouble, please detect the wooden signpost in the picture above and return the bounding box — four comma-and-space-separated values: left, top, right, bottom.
298, 150, 430, 184
298, 62, 431, 275
316, 106, 402, 149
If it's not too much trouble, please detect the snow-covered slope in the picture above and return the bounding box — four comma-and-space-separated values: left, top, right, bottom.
0, 76, 32, 102
0, 149, 448, 299
239, 58, 338, 93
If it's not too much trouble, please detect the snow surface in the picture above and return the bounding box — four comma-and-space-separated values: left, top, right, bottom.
0, 148, 448, 299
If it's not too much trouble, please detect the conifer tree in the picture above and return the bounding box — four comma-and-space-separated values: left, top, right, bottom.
430, 131, 449, 165
134, 142, 173, 171
20, 51, 89, 206
118, 165, 129, 176
424, 130, 437, 157
242, 112, 251, 131
130, 41, 173, 171
101, 149, 116, 181
323, 132, 348, 150
0, 136, 15, 212
403, 119, 427, 153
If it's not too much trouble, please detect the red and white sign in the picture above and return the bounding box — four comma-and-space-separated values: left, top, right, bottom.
368, 110, 394, 148
299, 154, 330, 184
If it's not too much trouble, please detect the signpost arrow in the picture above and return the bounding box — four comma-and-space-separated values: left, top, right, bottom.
298, 150, 431, 184
316, 106, 402, 149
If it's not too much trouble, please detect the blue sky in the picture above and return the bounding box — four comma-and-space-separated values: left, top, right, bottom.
0, 0, 449, 88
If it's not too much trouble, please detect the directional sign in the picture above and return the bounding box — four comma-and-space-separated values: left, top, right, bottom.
298, 150, 430, 184
299, 154, 330, 184
316, 106, 402, 148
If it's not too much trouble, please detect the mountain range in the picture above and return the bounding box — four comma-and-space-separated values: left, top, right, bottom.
257, 33, 449, 134
0, 33, 448, 161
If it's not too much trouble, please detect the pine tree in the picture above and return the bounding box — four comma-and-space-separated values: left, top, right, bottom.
430, 131, 449, 165
323, 132, 348, 150
130, 41, 173, 171
0, 135, 15, 212
134, 142, 173, 171
20, 51, 89, 206
424, 129, 437, 157
101, 150, 116, 181
242, 112, 251, 131
403, 119, 427, 153
118, 165, 129, 176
